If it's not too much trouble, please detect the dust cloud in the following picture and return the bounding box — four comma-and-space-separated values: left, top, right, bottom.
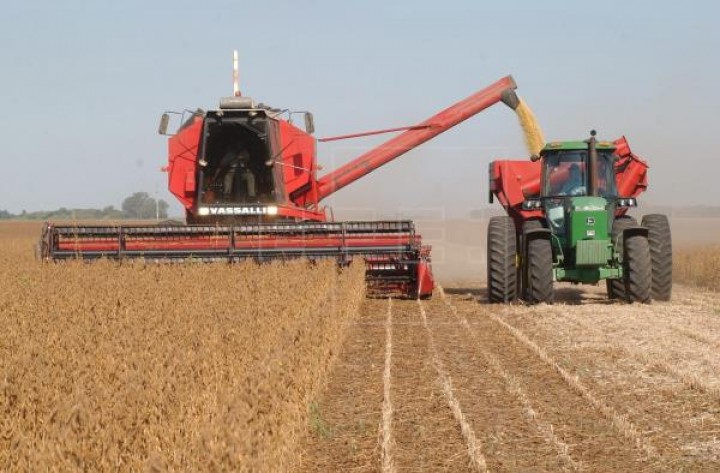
419, 216, 720, 287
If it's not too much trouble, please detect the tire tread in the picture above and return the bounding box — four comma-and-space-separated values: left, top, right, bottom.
608, 216, 637, 299
525, 235, 554, 304
487, 216, 517, 303
624, 233, 652, 303
642, 214, 672, 301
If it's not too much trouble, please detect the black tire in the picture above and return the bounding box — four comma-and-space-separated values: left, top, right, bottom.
487, 216, 517, 303
525, 234, 554, 304
607, 216, 638, 300
624, 232, 652, 303
520, 219, 544, 296
642, 214, 672, 301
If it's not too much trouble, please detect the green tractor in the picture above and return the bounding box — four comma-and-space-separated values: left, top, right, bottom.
487, 131, 672, 304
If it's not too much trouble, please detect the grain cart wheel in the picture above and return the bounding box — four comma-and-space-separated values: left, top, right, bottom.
487, 216, 517, 303
607, 216, 638, 299
525, 233, 554, 304
623, 232, 652, 303
642, 214, 672, 301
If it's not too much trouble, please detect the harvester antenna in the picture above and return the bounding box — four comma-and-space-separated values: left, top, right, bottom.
233, 50, 241, 97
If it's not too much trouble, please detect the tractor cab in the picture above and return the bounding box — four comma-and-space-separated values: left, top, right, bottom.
538, 133, 621, 237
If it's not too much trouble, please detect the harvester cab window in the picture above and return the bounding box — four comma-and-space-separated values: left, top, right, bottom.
200, 119, 276, 205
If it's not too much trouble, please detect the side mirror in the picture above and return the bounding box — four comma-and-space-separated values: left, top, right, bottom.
158, 113, 170, 135
304, 112, 315, 134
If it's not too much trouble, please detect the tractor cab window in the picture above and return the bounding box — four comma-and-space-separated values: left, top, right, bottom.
543, 151, 587, 197
542, 150, 618, 199
596, 152, 618, 199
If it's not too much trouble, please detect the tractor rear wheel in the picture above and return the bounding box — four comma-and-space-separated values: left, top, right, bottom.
642, 214, 672, 301
525, 234, 554, 304
607, 216, 637, 300
624, 232, 652, 303
487, 216, 517, 303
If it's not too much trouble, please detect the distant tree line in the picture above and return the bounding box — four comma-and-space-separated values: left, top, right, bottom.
0, 192, 169, 220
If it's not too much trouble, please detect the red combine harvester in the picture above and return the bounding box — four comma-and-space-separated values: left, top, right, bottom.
40, 70, 521, 298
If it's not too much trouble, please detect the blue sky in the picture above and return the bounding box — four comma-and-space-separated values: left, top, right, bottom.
1, 0, 718, 216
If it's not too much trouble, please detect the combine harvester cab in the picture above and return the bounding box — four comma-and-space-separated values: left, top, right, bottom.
41, 56, 524, 299
488, 131, 672, 304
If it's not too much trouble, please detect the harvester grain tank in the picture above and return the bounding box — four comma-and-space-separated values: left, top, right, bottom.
41, 68, 523, 298
488, 130, 672, 303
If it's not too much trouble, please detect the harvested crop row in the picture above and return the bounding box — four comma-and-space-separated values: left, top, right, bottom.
0, 224, 365, 471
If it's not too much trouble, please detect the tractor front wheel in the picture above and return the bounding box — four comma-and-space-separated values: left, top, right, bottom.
642, 214, 672, 301
487, 216, 517, 303
525, 234, 554, 304
624, 232, 652, 303
607, 216, 638, 300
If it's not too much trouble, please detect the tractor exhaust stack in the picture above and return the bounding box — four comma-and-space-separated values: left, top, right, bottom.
586, 129, 599, 197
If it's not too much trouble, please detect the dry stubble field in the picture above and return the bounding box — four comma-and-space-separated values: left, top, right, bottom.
2, 220, 720, 472
298, 219, 720, 472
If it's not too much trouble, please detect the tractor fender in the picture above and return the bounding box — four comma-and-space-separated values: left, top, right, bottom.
522, 227, 553, 258
622, 226, 649, 240
523, 227, 552, 239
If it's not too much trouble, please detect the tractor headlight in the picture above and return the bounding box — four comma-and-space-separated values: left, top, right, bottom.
617, 198, 637, 208
198, 207, 210, 216
522, 199, 543, 210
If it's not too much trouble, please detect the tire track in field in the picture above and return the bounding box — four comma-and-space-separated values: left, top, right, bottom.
298, 300, 386, 472
480, 303, 657, 459
419, 297, 569, 471
436, 288, 581, 471
388, 299, 474, 471
560, 310, 720, 400
302, 284, 720, 471
435, 292, 661, 471
666, 322, 720, 349
548, 286, 720, 392
416, 300, 488, 472
500, 294, 720, 469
